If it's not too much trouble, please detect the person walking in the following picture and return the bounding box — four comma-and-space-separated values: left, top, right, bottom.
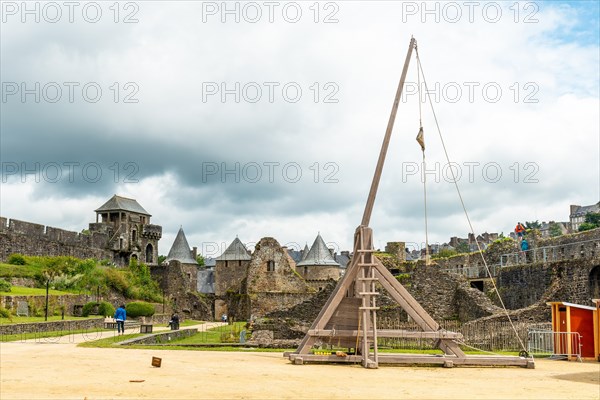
114, 304, 126, 335
169, 312, 180, 330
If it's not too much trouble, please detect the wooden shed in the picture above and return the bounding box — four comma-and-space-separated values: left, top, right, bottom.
547, 301, 599, 361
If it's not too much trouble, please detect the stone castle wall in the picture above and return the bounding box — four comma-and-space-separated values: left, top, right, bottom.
244, 237, 315, 317
437, 228, 600, 273
0, 317, 104, 336
214, 260, 249, 296
150, 262, 211, 320
0, 217, 113, 262
250, 292, 314, 318
1, 294, 95, 317
299, 265, 341, 282
497, 257, 600, 310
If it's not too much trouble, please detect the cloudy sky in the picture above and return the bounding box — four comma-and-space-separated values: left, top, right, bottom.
1, 1, 599, 257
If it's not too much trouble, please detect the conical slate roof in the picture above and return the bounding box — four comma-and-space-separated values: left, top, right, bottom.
165, 228, 197, 264
216, 237, 251, 261
297, 234, 340, 267
301, 244, 310, 261
95, 194, 150, 215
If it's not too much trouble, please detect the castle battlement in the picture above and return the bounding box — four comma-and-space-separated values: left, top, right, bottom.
0, 195, 161, 266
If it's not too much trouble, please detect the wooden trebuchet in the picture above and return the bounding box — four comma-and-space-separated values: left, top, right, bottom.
287, 38, 534, 369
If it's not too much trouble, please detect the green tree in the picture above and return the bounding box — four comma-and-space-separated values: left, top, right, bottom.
579, 212, 600, 232
455, 242, 470, 254
158, 255, 167, 265
579, 222, 597, 232
525, 221, 541, 230
548, 222, 563, 237
585, 212, 600, 226
196, 254, 205, 267
432, 249, 457, 259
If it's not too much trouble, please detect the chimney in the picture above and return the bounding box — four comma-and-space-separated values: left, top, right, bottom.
192, 246, 198, 259
570, 205, 580, 216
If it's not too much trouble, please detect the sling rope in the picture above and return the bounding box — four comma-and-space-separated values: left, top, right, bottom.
413, 44, 529, 355
416, 45, 430, 266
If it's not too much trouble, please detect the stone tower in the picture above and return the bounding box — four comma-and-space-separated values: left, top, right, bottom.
165, 227, 198, 265
89, 194, 161, 265
296, 233, 341, 290
214, 237, 251, 318
246, 237, 313, 317
161, 227, 199, 308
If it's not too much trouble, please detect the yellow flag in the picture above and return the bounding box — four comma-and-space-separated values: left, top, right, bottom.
416, 127, 425, 151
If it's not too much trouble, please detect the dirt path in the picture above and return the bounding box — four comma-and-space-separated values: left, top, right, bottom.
1, 332, 599, 400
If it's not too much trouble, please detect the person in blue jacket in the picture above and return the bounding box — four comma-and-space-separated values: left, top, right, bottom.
114, 304, 126, 335
520, 239, 529, 262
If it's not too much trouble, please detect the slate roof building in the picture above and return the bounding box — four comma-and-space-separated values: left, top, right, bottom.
296, 234, 342, 290
214, 237, 252, 317
159, 227, 200, 301
95, 195, 151, 221
570, 202, 600, 231
89, 194, 162, 265
165, 227, 198, 264
198, 257, 216, 295
215, 237, 251, 296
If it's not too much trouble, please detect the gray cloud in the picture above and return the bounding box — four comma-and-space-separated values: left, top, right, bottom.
1, 1, 598, 252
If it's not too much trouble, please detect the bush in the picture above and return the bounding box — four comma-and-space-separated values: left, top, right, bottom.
0, 305, 12, 319
125, 301, 155, 318
98, 301, 116, 317
104, 267, 130, 293
0, 278, 11, 292
81, 301, 99, 317
7, 254, 26, 265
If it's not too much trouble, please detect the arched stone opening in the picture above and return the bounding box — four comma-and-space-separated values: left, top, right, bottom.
146, 243, 154, 263
589, 265, 600, 299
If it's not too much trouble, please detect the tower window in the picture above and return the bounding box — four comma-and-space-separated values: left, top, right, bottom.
267, 260, 275, 272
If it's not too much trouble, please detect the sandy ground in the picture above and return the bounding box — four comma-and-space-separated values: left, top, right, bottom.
1, 327, 599, 400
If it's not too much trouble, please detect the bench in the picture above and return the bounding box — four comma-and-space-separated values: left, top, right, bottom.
104, 322, 117, 329
140, 324, 153, 334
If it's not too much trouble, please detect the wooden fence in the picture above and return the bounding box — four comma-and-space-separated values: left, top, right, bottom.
376, 318, 551, 352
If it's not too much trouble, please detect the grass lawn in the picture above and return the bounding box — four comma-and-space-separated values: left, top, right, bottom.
170, 322, 246, 344
75, 323, 529, 357
78, 322, 263, 351
0, 286, 74, 296
180, 319, 204, 327
0, 262, 44, 278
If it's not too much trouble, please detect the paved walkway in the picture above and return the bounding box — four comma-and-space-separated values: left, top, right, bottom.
16, 320, 227, 345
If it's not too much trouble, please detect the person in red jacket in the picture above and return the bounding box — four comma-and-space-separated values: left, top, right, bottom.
515, 222, 526, 239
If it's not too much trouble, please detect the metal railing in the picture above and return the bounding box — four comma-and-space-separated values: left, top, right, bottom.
501, 238, 600, 267
527, 329, 582, 361
438, 238, 599, 279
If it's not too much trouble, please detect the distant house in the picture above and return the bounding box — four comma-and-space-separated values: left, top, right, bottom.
570, 202, 600, 231
540, 221, 569, 238
335, 250, 351, 269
